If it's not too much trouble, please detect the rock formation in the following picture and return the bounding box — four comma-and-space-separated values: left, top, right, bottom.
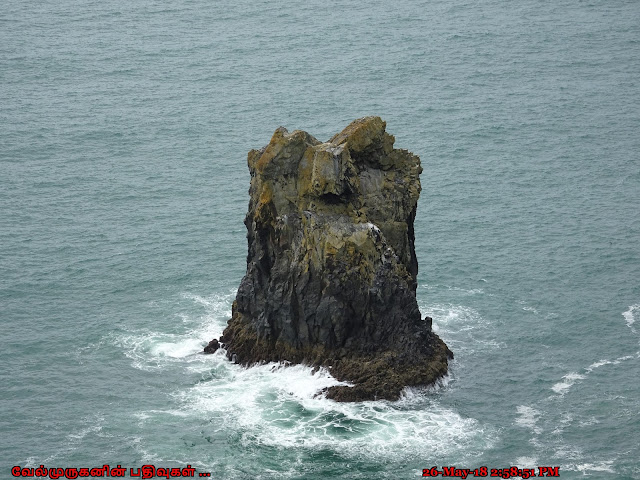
205, 116, 452, 401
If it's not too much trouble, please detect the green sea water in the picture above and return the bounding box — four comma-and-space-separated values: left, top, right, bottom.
1, 0, 639, 478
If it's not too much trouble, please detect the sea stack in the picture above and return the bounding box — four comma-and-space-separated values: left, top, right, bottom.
205, 117, 452, 401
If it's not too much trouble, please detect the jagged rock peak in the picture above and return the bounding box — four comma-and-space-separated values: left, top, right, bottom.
205, 116, 452, 402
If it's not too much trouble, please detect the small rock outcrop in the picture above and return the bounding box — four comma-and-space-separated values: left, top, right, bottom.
207, 117, 452, 401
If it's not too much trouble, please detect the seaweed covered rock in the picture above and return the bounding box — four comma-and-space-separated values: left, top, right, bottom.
207, 117, 452, 401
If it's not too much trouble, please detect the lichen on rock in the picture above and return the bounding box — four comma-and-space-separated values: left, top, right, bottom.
206, 116, 452, 401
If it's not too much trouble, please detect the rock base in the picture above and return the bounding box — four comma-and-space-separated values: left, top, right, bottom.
217, 316, 452, 401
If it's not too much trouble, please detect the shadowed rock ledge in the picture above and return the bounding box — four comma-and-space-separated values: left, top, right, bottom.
205, 116, 452, 401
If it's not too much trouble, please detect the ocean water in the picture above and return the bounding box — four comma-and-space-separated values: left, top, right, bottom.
1, 0, 639, 478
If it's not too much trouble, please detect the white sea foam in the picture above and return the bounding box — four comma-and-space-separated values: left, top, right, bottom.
585, 359, 612, 372
538, 352, 639, 426
616, 354, 636, 362
570, 460, 616, 474
553, 444, 583, 461
551, 372, 586, 395
578, 416, 599, 427
622, 304, 639, 333
402, 373, 454, 396
150, 337, 206, 359
550, 412, 575, 436
23, 457, 40, 468
172, 358, 495, 461
67, 422, 103, 440
421, 304, 485, 331
585, 353, 636, 374
114, 330, 213, 371
421, 302, 503, 355
113, 291, 234, 371
515, 405, 542, 435
514, 456, 538, 468
121, 290, 495, 462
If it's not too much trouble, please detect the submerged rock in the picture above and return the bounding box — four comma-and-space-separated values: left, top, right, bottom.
207, 116, 452, 401
203, 338, 220, 354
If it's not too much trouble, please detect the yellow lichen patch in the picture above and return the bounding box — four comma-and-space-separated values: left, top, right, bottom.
258, 182, 273, 206
255, 182, 274, 221
247, 149, 263, 172
256, 127, 288, 173
329, 116, 386, 153
346, 228, 371, 248
296, 147, 316, 197
323, 232, 345, 256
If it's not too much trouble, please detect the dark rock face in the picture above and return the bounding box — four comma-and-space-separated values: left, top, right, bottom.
203, 338, 220, 354
207, 117, 452, 401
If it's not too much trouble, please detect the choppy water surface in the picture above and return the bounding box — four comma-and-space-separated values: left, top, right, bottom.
1, 0, 639, 478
